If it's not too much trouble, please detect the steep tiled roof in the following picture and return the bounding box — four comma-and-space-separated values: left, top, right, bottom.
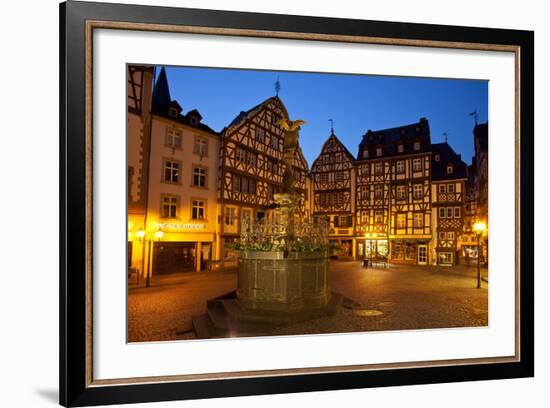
357, 118, 431, 159
431, 142, 468, 180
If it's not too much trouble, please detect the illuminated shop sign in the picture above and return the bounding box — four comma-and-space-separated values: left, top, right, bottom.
156, 223, 206, 231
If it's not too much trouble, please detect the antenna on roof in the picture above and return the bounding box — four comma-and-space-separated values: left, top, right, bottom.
328, 119, 334, 135
469, 109, 479, 126
443, 131, 449, 143
275, 76, 281, 96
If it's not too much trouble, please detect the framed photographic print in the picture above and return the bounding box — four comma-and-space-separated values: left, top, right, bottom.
59, 0, 534, 406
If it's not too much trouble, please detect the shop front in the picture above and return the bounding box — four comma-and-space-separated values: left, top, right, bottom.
356, 238, 389, 261
390, 239, 429, 265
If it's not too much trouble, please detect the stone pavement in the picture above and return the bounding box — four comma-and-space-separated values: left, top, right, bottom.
127, 261, 488, 342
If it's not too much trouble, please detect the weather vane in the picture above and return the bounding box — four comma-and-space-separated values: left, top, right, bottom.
275, 76, 281, 96
469, 109, 479, 125
328, 119, 334, 135
443, 131, 449, 143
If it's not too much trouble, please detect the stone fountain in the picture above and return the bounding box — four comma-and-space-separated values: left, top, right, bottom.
192, 118, 342, 339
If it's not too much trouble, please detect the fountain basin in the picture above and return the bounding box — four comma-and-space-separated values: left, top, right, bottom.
236, 250, 330, 313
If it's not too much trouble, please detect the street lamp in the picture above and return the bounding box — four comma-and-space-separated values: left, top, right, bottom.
365, 233, 373, 268
145, 227, 164, 288
135, 228, 146, 285
473, 221, 487, 289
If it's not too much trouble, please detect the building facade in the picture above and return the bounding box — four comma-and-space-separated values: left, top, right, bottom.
430, 143, 467, 266
311, 132, 355, 258
127, 65, 489, 276
355, 119, 432, 264
218, 96, 311, 258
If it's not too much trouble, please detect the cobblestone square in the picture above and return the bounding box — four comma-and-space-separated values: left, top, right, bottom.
128, 261, 488, 342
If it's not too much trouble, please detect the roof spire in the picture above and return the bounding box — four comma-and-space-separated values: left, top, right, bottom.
275, 76, 281, 96
329, 119, 334, 135
469, 109, 479, 126
443, 131, 449, 143
152, 66, 171, 110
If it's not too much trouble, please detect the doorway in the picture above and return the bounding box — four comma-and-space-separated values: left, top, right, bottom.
418, 244, 428, 265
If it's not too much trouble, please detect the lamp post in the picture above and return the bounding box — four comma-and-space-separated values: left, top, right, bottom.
144, 228, 164, 288
136, 228, 146, 285
365, 233, 373, 268
473, 221, 487, 289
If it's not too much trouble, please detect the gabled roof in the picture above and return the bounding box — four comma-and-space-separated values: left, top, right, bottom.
311, 132, 355, 170
431, 142, 468, 180
225, 96, 289, 132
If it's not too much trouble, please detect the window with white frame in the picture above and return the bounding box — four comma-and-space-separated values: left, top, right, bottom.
335, 171, 344, 182
447, 165, 454, 174
375, 210, 384, 224
439, 184, 446, 193
439, 208, 446, 218
448, 184, 455, 193
376, 147, 383, 156
448, 232, 455, 240
375, 185, 383, 198
362, 150, 369, 158
439, 231, 446, 240
447, 207, 453, 218
163, 160, 180, 183
454, 207, 461, 218
224, 207, 236, 225
398, 144, 404, 153
192, 199, 206, 220
413, 213, 423, 228
161, 195, 178, 218
413, 158, 422, 171
270, 135, 278, 149
435, 154, 440, 162
192, 167, 207, 187
396, 185, 406, 199
194, 137, 208, 157
396, 213, 407, 228
413, 184, 423, 199
166, 128, 182, 149
396, 161, 405, 173
414, 141, 421, 150
375, 162, 383, 174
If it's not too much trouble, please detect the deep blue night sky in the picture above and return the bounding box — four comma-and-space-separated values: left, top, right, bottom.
158, 66, 488, 167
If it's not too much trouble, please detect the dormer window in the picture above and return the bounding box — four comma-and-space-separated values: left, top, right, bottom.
169, 107, 178, 118
398, 144, 404, 153
414, 141, 421, 151
189, 116, 198, 125
362, 150, 369, 159
435, 154, 440, 162
447, 165, 454, 174
376, 147, 382, 157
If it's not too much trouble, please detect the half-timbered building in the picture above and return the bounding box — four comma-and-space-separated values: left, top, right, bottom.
430, 143, 468, 266
127, 65, 154, 276
311, 132, 355, 258
461, 163, 480, 264
218, 96, 311, 256
356, 118, 432, 264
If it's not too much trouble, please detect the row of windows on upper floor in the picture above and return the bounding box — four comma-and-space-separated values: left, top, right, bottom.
165, 129, 209, 156
162, 160, 208, 188
361, 141, 423, 158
